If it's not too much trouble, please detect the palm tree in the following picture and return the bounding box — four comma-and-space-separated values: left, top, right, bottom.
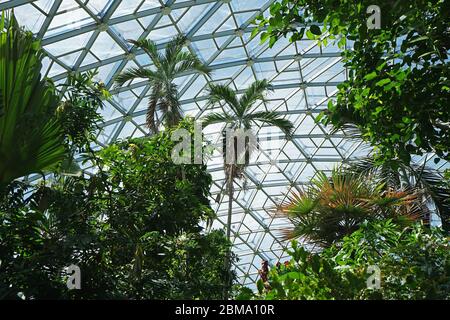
276, 168, 425, 248
344, 157, 450, 231
0, 13, 65, 188
202, 79, 294, 298
114, 35, 211, 133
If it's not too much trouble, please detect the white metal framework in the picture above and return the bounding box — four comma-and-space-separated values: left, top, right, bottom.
3, 0, 372, 286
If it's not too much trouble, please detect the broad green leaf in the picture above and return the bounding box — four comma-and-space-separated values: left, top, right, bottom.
306, 30, 315, 40
364, 72, 377, 81
375, 78, 391, 87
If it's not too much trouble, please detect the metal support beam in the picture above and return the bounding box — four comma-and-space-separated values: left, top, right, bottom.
40, 0, 219, 46
51, 50, 341, 82
37, 0, 62, 39
99, 80, 340, 127
0, 0, 34, 10
101, 0, 122, 21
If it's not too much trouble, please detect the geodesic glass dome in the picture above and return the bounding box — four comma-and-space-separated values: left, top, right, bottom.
1, 0, 373, 286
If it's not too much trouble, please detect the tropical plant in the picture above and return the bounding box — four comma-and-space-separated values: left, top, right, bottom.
0, 179, 113, 299
114, 35, 210, 133
78, 119, 232, 299
254, 0, 449, 163
276, 168, 425, 247
329, 220, 450, 299
344, 157, 450, 231
54, 70, 111, 177
0, 12, 65, 188
56, 70, 110, 152
0, 119, 236, 299
238, 220, 450, 300
202, 79, 294, 298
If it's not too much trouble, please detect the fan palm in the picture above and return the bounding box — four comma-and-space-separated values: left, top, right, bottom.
202, 79, 294, 298
344, 157, 450, 231
276, 168, 425, 248
114, 35, 211, 133
0, 13, 65, 188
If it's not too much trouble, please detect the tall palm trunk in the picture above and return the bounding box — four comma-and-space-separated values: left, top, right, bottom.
223, 164, 234, 300
226, 165, 234, 241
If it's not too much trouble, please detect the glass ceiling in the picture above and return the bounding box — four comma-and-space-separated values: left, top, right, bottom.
5, 0, 439, 287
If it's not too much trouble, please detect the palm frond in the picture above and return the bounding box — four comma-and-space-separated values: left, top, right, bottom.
239, 79, 273, 113
245, 110, 294, 136
128, 38, 163, 68
0, 12, 66, 185
207, 84, 240, 115
202, 112, 236, 128
411, 163, 450, 229
33, 119, 66, 171
163, 34, 186, 65
330, 122, 363, 140
146, 86, 161, 133
275, 190, 316, 219
345, 157, 450, 230
273, 167, 423, 247
127, 35, 207, 129
173, 51, 211, 76
157, 83, 182, 128
114, 67, 160, 88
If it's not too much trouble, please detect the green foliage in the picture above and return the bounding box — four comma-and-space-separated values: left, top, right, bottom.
96, 120, 216, 235
0, 12, 65, 187
254, 0, 450, 163
0, 179, 113, 299
56, 70, 110, 152
125, 229, 233, 299
329, 220, 450, 299
0, 120, 235, 299
53, 70, 111, 178
203, 80, 294, 136
245, 220, 450, 300
0, 13, 109, 187
345, 157, 450, 231
277, 168, 424, 247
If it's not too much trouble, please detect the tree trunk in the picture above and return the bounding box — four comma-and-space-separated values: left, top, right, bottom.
226, 166, 234, 241
223, 164, 234, 300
